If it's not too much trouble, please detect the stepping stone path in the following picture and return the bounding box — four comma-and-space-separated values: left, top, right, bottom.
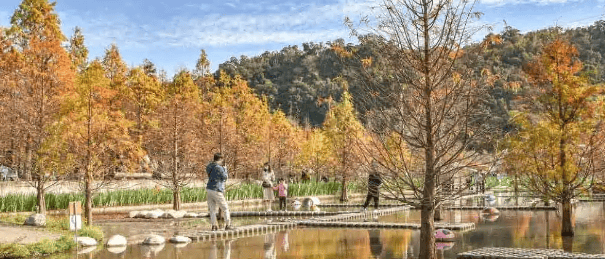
319, 204, 404, 208
446, 206, 556, 211
457, 247, 605, 259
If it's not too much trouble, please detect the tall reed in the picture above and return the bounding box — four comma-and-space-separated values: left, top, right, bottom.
0, 181, 361, 212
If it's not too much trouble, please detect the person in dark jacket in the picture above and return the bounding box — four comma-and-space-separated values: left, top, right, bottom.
206, 153, 234, 231
362, 161, 383, 211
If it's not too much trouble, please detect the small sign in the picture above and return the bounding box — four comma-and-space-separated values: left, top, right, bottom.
69, 215, 82, 231
68, 201, 82, 231
68, 201, 82, 215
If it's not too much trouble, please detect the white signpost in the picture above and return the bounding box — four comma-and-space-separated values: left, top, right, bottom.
69, 201, 82, 254
69, 201, 82, 231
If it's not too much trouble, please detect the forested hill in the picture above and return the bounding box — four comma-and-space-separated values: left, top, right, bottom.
215, 21, 605, 126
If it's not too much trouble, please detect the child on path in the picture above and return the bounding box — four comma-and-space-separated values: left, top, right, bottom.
273, 178, 288, 211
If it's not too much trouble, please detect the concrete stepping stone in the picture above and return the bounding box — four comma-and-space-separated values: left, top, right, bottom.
169, 236, 191, 244
142, 234, 165, 245
76, 236, 98, 247
106, 234, 127, 247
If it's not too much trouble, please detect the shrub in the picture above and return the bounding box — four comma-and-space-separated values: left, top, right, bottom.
77, 225, 104, 241
0, 243, 30, 258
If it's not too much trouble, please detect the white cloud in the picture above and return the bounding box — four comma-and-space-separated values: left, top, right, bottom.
150, 0, 376, 48
54, 0, 379, 53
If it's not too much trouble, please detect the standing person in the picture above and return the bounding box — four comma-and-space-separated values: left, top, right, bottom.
206, 153, 234, 231
362, 161, 383, 211
261, 162, 275, 211
273, 178, 288, 211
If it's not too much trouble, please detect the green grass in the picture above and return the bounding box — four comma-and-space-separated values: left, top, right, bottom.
0, 214, 102, 259
0, 181, 362, 213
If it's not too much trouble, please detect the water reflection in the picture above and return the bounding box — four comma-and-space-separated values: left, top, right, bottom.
69, 202, 605, 259
368, 229, 383, 258
209, 239, 232, 259
263, 233, 276, 259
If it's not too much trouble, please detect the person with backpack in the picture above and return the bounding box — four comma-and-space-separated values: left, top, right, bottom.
206, 153, 234, 231
362, 161, 383, 211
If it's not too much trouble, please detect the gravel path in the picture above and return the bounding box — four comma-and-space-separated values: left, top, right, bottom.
0, 223, 62, 244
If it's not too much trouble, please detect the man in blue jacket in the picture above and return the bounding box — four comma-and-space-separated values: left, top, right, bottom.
206, 153, 234, 231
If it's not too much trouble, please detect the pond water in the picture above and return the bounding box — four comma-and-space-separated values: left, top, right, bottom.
55, 200, 605, 259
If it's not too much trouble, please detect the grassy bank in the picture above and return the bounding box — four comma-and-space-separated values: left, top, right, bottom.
0, 215, 104, 258
0, 181, 362, 213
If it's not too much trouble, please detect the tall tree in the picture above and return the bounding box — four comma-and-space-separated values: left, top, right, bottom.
345, 1, 487, 258
5, 0, 74, 214
194, 49, 211, 78
8, 0, 65, 46
64, 60, 140, 225
505, 38, 605, 239
148, 70, 202, 210
125, 66, 163, 144
322, 90, 365, 201
296, 128, 331, 182
102, 43, 128, 92
67, 26, 88, 72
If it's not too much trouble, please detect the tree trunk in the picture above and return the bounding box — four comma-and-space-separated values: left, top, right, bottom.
173, 186, 181, 211
85, 171, 93, 226
25, 136, 32, 181
419, 188, 436, 259
340, 177, 348, 202
36, 180, 46, 214
561, 198, 574, 237
562, 236, 573, 252
514, 174, 519, 206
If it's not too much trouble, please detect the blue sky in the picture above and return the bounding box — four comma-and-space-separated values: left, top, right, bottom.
1, 0, 603, 77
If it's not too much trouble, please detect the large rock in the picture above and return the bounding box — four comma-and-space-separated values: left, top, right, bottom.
302, 197, 320, 208
76, 236, 98, 247
183, 212, 198, 218
142, 234, 165, 245
169, 236, 191, 244
24, 213, 46, 227
106, 235, 127, 247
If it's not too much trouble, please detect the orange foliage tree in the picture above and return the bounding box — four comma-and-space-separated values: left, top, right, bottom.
147, 70, 202, 210
63, 60, 141, 225
2, 0, 75, 214
505, 38, 605, 238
